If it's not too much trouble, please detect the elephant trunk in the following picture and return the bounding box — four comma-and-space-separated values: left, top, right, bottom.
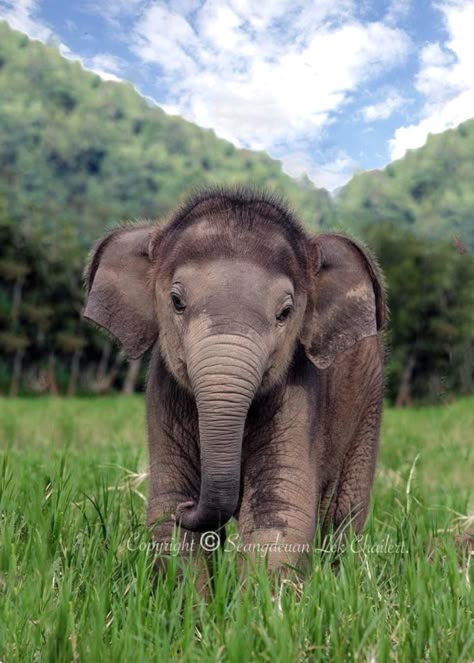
177, 332, 266, 532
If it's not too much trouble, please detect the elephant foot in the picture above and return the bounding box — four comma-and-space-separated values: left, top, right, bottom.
235, 527, 312, 574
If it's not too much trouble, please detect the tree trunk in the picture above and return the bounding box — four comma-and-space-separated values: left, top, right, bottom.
9, 348, 24, 397
458, 341, 473, 394
11, 276, 24, 326
96, 341, 112, 384
48, 353, 59, 396
122, 357, 142, 395
395, 355, 416, 407
91, 349, 125, 394
67, 348, 82, 397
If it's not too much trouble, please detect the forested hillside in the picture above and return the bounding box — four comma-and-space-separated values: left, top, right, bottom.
0, 20, 333, 254
0, 21, 330, 396
337, 118, 474, 250
1, 22, 473, 401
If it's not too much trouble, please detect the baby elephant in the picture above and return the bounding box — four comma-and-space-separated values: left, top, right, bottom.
84, 188, 385, 571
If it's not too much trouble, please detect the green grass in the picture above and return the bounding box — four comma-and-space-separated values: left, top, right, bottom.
0, 397, 473, 661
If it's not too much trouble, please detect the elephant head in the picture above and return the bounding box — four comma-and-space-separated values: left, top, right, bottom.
84, 189, 385, 531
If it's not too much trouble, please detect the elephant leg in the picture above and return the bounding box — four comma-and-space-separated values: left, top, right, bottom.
145, 366, 225, 592
237, 433, 317, 573
148, 483, 223, 593
147, 430, 218, 592
324, 395, 382, 538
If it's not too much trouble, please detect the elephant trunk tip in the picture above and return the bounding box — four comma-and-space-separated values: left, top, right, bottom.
176, 499, 234, 532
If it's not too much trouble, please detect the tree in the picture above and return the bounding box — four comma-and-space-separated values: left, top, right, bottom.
362, 222, 474, 404
56, 332, 86, 396
337, 120, 474, 251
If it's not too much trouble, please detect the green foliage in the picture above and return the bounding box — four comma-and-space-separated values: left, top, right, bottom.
362, 223, 474, 403
0, 20, 333, 252
0, 22, 333, 396
337, 119, 474, 250
1, 22, 473, 402
0, 396, 473, 659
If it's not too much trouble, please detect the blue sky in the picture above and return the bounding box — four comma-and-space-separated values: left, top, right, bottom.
1, 0, 473, 190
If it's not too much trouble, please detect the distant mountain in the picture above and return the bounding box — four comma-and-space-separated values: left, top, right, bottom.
1, 21, 473, 259
0, 21, 333, 263
336, 118, 474, 250
1, 22, 473, 399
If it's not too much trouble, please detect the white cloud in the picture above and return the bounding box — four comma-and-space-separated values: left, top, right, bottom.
0, 1, 124, 83
281, 150, 356, 191
80, 53, 124, 81
0, 0, 416, 189
362, 92, 407, 121
130, 1, 410, 164
87, 0, 147, 21
87, 53, 123, 74
390, 0, 474, 160
59, 47, 124, 82
385, 0, 412, 25
53, 44, 124, 83
0, 0, 53, 42
132, 6, 199, 75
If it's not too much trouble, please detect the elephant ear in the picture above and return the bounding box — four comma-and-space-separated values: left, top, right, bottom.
83, 224, 159, 359
302, 233, 385, 370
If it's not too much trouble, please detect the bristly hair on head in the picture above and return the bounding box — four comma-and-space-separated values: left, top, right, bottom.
165, 185, 306, 241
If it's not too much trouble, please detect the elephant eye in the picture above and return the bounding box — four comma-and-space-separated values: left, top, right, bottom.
171, 292, 186, 314
276, 304, 293, 324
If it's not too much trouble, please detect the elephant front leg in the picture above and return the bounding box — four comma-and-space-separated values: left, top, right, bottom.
148, 487, 221, 593
236, 439, 317, 573
325, 395, 382, 537
147, 437, 217, 590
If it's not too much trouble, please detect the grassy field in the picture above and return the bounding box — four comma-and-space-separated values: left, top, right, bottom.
0, 397, 473, 661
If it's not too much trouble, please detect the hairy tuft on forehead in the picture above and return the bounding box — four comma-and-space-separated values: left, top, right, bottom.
152, 187, 309, 286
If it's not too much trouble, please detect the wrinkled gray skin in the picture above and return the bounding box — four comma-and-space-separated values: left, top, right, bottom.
84, 189, 385, 571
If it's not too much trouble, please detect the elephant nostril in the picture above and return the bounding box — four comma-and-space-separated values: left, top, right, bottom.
176, 500, 196, 521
